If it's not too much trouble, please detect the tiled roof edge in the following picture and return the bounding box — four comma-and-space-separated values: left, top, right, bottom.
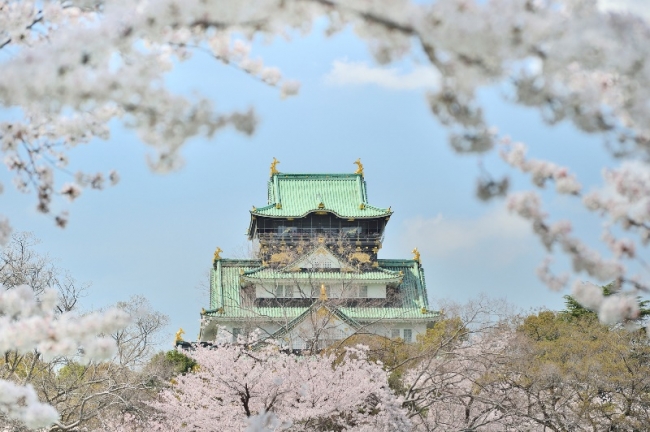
378, 259, 420, 265
250, 208, 392, 219
272, 173, 364, 179
215, 259, 261, 266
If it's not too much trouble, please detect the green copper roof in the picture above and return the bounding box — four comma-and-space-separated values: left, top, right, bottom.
251, 174, 392, 219
241, 267, 403, 284
204, 259, 436, 322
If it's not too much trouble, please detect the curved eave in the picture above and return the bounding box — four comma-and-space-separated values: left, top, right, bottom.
202, 308, 441, 320
240, 270, 403, 285
242, 266, 401, 277
246, 208, 392, 239
249, 207, 393, 220
241, 275, 404, 285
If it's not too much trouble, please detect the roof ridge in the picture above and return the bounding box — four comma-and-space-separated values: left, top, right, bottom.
218, 259, 262, 266
272, 173, 362, 178
251, 173, 391, 220
378, 259, 420, 264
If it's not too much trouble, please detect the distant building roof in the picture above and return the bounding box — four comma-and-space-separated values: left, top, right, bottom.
250, 173, 392, 219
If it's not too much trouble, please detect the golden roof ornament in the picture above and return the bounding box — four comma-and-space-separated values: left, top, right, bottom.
175, 328, 185, 344
270, 157, 280, 176
200, 308, 206, 315
353, 158, 364, 176
213, 247, 223, 261
319, 283, 328, 301
412, 247, 421, 263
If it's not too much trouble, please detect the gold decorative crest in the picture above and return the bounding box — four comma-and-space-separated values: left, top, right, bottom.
412, 248, 421, 263
319, 284, 328, 301
353, 158, 364, 176
175, 328, 185, 343
270, 157, 280, 176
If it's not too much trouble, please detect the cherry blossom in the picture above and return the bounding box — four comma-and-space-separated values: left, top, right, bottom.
0, 284, 131, 429
113, 338, 409, 431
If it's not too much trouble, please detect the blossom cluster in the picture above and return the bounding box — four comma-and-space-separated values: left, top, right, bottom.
507, 191, 626, 285
0, 284, 131, 428
501, 141, 582, 195
403, 327, 525, 430
110, 338, 410, 431
584, 161, 650, 245
0, 0, 303, 233
571, 280, 640, 324
0, 381, 58, 430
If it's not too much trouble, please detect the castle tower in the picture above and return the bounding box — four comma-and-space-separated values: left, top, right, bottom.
198, 160, 437, 351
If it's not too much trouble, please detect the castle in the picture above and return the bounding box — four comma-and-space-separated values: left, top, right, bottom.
198, 159, 437, 350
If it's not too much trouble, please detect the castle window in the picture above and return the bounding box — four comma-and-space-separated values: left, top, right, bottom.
403, 329, 413, 342
275, 285, 293, 298
343, 285, 368, 298
391, 328, 400, 338
357, 286, 368, 298
232, 328, 241, 342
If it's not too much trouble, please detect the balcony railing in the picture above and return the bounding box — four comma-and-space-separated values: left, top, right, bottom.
255, 227, 384, 244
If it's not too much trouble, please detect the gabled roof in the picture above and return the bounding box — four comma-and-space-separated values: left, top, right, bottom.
270, 301, 362, 340
250, 173, 392, 219
288, 245, 344, 269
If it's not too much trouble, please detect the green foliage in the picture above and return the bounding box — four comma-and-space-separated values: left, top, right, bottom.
419, 316, 469, 347
57, 362, 87, 381
517, 306, 640, 422
562, 282, 650, 322
164, 349, 197, 374
513, 309, 650, 429
518, 310, 566, 341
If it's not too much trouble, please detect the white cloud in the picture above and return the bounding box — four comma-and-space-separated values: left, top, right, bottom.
398, 207, 532, 266
324, 60, 440, 90
598, 0, 650, 22
392, 206, 563, 309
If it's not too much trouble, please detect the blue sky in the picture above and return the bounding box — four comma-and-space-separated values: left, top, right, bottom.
2, 16, 631, 343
